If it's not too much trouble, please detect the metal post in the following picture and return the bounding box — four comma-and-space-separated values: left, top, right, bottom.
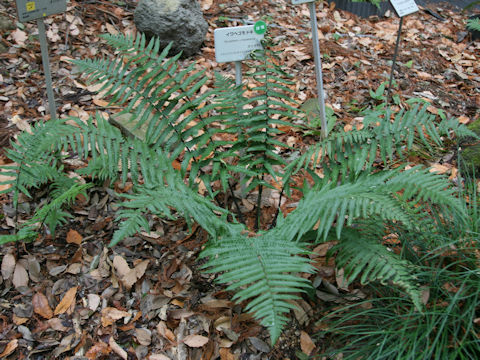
234, 60, 246, 196
235, 61, 242, 86
36, 18, 57, 120
308, 1, 328, 138
387, 16, 404, 106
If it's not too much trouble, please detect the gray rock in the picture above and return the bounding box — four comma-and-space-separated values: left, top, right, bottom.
134, 0, 208, 58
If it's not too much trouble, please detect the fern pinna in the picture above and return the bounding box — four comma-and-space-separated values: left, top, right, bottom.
0, 32, 475, 344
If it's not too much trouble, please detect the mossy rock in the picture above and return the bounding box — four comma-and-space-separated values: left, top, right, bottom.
460, 117, 480, 170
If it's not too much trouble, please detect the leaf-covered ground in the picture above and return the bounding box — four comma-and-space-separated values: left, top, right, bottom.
0, 0, 479, 358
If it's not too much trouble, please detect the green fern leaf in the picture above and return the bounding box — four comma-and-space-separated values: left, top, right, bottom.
201, 232, 314, 344
330, 229, 422, 311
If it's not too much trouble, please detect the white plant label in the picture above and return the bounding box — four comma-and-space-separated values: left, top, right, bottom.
389, 0, 419, 17
291, 0, 315, 4
16, 0, 67, 22
214, 25, 264, 63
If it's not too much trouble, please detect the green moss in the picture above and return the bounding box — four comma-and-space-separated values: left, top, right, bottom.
461, 118, 480, 169
467, 118, 480, 135
462, 144, 480, 169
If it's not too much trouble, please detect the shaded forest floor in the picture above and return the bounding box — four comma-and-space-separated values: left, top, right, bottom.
0, 0, 479, 359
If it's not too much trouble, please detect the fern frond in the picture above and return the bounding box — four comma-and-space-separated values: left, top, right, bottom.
28, 182, 92, 233
331, 230, 422, 310
295, 106, 474, 183
0, 119, 77, 205
467, 17, 480, 32
228, 39, 299, 195
0, 182, 92, 244
201, 232, 314, 344
70, 33, 212, 160
111, 153, 241, 246
269, 166, 462, 243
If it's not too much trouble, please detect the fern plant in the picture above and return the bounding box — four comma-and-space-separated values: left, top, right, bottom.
0, 32, 476, 345
467, 17, 480, 32
318, 179, 480, 359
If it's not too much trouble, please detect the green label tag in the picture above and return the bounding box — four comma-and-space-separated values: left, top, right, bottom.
254, 20, 267, 35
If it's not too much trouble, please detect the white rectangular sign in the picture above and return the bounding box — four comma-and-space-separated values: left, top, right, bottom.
16, 0, 67, 22
390, 0, 419, 17
291, 0, 315, 4
214, 25, 264, 63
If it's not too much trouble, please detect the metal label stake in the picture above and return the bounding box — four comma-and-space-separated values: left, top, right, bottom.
292, 0, 328, 137
235, 61, 242, 86
15, 0, 67, 120
387, 0, 419, 105
37, 18, 57, 119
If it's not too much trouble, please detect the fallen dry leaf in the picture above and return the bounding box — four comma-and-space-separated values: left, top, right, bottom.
429, 163, 450, 174
113, 255, 149, 289
33, 292, 54, 319
300, 331, 315, 356
85, 341, 110, 360
135, 328, 152, 346
109, 336, 128, 360
183, 334, 209, 348
134, 259, 149, 279
157, 321, 176, 343
92, 99, 109, 107
219, 348, 236, 360
10, 114, 31, 133
0, 173, 14, 192
10, 29, 27, 46
54, 286, 78, 315
12, 262, 29, 289
101, 307, 130, 327
47, 318, 69, 332
113, 255, 136, 289
201, 0, 213, 10
12, 314, 28, 325
0, 339, 18, 357
1, 253, 16, 280
87, 293, 101, 312
66, 229, 83, 245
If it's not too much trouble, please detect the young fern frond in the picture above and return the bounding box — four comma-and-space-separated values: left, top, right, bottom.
329, 228, 422, 310
201, 232, 314, 345
0, 182, 92, 243
39, 184, 90, 237
0, 119, 77, 205
238, 42, 298, 194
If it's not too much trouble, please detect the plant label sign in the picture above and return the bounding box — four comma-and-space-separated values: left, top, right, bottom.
389, 0, 418, 17
214, 25, 265, 63
16, 0, 67, 23
291, 0, 315, 4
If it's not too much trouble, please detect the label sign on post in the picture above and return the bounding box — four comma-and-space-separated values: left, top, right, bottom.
389, 0, 418, 18
214, 25, 265, 63
386, 0, 418, 104
16, 0, 67, 23
15, 0, 67, 120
